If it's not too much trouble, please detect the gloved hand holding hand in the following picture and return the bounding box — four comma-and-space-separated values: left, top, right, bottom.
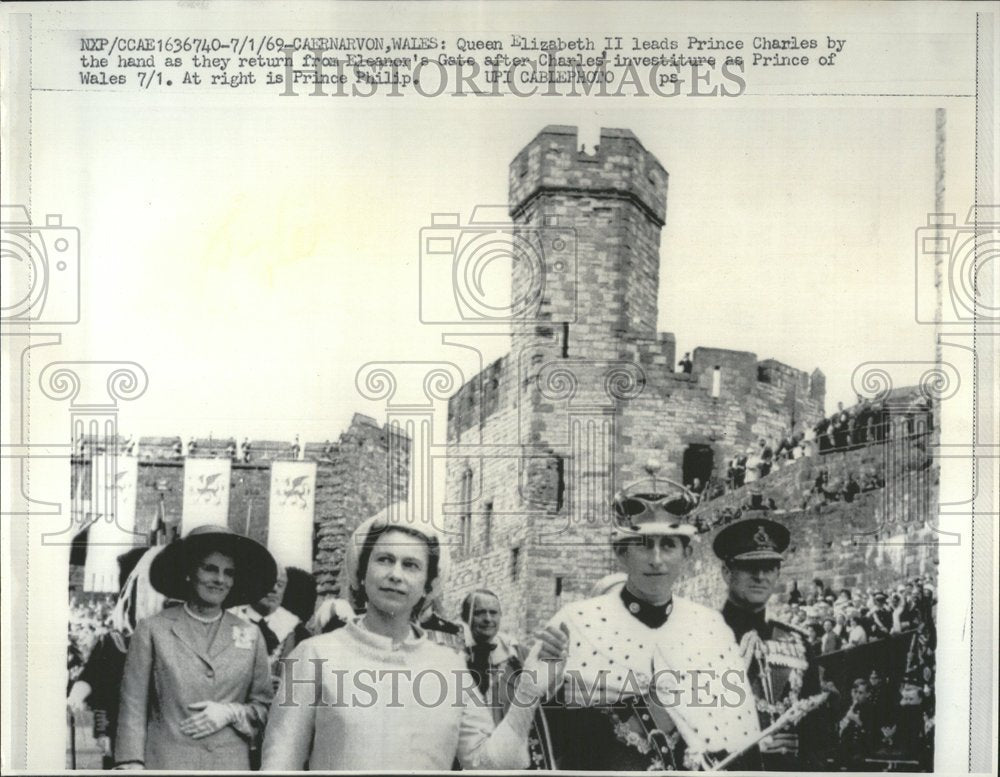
514, 623, 569, 705
180, 701, 236, 739
760, 732, 799, 756
96, 735, 113, 757
66, 681, 91, 718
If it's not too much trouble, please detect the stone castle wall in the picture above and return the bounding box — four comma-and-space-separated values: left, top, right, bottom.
443, 353, 535, 635
676, 429, 938, 608
71, 414, 408, 596
438, 125, 932, 635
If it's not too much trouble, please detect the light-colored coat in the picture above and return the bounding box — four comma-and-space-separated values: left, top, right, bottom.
115, 606, 272, 769
261, 618, 532, 770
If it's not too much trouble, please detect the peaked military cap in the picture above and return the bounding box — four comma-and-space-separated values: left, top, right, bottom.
712, 517, 790, 562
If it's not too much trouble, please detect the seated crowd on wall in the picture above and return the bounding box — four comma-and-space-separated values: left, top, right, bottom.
689, 464, 891, 536
683, 392, 933, 508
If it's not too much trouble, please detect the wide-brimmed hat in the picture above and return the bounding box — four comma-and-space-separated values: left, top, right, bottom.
149, 524, 277, 607
344, 504, 449, 621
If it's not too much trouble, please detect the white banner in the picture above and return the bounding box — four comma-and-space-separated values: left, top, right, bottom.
181, 458, 232, 536
83, 455, 139, 593
267, 461, 317, 571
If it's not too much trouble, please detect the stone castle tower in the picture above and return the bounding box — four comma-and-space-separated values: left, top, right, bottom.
443, 127, 825, 635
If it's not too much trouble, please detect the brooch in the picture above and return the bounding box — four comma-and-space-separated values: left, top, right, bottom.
233, 625, 256, 650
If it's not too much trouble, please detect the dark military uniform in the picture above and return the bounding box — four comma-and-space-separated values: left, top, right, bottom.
714, 519, 831, 771
722, 602, 826, 769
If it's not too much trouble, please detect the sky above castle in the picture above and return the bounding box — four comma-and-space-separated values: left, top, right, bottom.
18, 3, 969, 448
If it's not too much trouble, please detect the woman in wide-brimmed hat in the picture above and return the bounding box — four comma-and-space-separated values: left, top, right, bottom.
262, 509, 568, 771
114, 525, 277, 770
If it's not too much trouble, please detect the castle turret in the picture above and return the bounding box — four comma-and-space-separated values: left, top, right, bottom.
508, 126, 668, 359
442, 126, 830, 635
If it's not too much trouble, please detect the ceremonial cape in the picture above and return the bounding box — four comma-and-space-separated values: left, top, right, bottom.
546, 593, 761, 766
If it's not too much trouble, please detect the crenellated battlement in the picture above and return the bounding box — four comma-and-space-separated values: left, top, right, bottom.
76, 413, 409, 463
508, 126, 668, 226
448, 336, 824, 440
442, 125, 853, 635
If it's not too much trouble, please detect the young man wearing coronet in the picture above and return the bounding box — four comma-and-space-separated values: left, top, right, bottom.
542, 461, 761, 770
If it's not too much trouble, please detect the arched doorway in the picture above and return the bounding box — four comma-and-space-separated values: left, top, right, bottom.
682, 444, 714, 490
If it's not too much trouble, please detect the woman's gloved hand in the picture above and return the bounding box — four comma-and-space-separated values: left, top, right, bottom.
180, 700, 236, 739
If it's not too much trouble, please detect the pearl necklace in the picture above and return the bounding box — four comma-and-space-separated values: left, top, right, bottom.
360, 615, 411, 650
184, 603, 223, 624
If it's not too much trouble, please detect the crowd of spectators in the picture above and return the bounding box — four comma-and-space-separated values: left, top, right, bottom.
770, 574, 936, 653
802, 466, 886, 509
768, 574, 937, 771
67, 595, 115, 690
688, 457, 894, 535
682, 393, 933, 511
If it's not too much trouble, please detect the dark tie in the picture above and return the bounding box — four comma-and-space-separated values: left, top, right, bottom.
468, 643, 498, 695
255, 617, 280, 654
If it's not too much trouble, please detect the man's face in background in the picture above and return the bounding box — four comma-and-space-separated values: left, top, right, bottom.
254, 567, 287, 616
469, 592, 501, 645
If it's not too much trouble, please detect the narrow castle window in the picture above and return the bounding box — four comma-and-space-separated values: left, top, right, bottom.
459, 468, 474, 548
555, 456, 565, 512
511, 546, 521, 581
482, 501, 493, 551
711, 366, 721, 398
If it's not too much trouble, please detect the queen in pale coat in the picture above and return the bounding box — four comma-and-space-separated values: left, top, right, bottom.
262, 510, 568, 771
114, 525, 277, 770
